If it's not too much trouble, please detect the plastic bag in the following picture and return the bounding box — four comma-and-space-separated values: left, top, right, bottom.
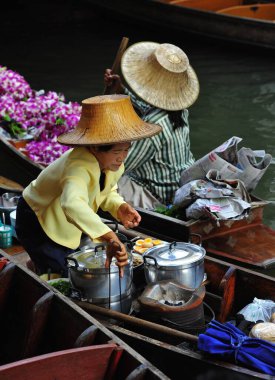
179, 136, 272, 192
238, 297, 275, 323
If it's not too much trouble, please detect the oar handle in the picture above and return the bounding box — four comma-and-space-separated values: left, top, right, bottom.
103, 36, 129, 95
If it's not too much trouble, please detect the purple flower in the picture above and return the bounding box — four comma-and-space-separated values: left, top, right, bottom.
0, 65, 81, 165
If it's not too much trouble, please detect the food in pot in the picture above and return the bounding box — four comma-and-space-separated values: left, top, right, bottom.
133, 238, 163, 254
132, 253, 144, 267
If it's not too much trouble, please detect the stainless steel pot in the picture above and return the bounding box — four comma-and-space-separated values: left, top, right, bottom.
143, 236, 206, 289
66, 243, 133, 313
79, 220, 138, 252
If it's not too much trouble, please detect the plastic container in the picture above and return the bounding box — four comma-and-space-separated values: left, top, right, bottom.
9, 210, 17, 238
0, 193, 18, 225
0, 225, 13, 248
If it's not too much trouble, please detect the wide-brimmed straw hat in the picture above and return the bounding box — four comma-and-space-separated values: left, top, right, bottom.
58, 94, 162, 146
121, 42, 200, 111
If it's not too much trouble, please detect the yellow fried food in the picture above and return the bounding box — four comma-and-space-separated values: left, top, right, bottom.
152, 239, 162, 245
142, 242, 154, 248
135, 239, 145, 246
144, 237, 153, 244
133, 246, 149, 255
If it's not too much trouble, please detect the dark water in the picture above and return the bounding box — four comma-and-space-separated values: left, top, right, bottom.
2, 7, 275, 230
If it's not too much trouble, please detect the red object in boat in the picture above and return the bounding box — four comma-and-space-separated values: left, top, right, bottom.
0, 258, 9, 270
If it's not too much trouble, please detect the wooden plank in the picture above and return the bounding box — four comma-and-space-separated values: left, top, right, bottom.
0, 344, 118, 380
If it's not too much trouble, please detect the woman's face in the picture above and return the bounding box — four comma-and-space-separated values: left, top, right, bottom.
90, 142, 131, 171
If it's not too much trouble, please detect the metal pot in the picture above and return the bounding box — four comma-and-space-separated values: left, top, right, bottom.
66, 243, 133, 313
79, 220, 138, 252
143, 235, 206, 289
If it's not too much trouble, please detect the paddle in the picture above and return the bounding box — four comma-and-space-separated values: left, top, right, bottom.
74, 299, 199, 343
103, 36, 129, 95
0, 176, 24, 193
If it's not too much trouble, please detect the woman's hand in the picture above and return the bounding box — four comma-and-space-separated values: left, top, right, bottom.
105, 239, 128, 278
104, 68, 124, 94
117, 203, 141, 229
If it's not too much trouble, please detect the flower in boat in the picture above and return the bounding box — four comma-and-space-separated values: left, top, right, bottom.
0, 65, 81, 165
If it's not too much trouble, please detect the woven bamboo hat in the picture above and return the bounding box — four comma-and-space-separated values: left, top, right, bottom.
58, 94, 162, 146
121, 42, 199, 111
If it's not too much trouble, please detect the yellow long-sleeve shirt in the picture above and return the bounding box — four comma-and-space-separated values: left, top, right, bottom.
23, 147, 126, 249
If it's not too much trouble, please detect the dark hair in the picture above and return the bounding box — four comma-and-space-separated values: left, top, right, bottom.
144, 106, 185, 131
168, 111, 185, 130
97, 144, 115, 152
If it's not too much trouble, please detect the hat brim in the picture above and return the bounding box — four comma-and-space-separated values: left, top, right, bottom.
121, 42, 200, 111
58, 122, 162, 146
58, 94, 162, 146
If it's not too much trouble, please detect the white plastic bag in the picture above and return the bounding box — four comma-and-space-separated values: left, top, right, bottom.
179, 136, 272, 192
238, 297, 275, 323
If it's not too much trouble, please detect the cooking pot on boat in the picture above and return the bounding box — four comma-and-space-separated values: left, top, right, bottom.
143, 234, 206, 289
0, 192, 20, 225
66, 242, 133, 313
79, 221, 136, 252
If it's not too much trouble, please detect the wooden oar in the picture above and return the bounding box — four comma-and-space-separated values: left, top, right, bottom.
74, 300, 199, 343
103, 36, 129, 95
0, 176, 24, 192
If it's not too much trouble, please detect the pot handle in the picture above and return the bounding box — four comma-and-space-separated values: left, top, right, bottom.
104, 221, 131, 244
65, 257, 79, 268
104, 220, 118, 233
189, 233, 202, 246
144, 255, 159, 268
169, 241, 177, 251
94, 244, 106, 257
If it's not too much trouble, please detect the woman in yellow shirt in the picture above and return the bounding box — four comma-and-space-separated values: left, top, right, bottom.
15, 94, 161, 277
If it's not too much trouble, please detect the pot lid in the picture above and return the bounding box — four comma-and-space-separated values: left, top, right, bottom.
67, 244, 132, 270
68, 249, 107, 269
144, 242, 205, 268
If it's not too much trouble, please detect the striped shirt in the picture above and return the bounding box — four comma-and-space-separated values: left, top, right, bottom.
124, 88, 195, 205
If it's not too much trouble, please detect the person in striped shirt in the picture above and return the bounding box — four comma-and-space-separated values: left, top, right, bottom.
104, 41, 199, 208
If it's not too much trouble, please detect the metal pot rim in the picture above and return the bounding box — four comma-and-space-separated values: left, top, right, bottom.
66, 246, 133, 273
144, 241, 206, 268
144, 257, 205, 270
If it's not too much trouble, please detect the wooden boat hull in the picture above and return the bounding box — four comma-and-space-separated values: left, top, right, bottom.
134, 205, 275, 270
0, 136, 43, 188
1, 131, 275, 270
100, 201, 275, 270
0, 251, 168, 379
85, 0, 275, 49
74, 246, 275, 379
1, 248, 274, 379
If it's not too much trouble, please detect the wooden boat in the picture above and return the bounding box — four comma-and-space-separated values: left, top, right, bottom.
77, 251, 275, 379
1, 130, 275, 270
85, 0, 275, 49
99, 196, 275, 271
1, 244, 274, 379
0, 251, 168, 379
0, 135, 44, 188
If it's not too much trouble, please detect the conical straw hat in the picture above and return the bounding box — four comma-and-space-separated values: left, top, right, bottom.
58, 94, 162, 146
121, 42, 200, 111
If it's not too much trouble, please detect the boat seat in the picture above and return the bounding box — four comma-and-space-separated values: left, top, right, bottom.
216, 3, 275, 20
35, 294, 103, 355
125, 364, 152, 380
74, 325, 99, 347
169, 0, 242, 11
0, 263, 50, 364
21, 292, 54, 358
0, 344, 123, 380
